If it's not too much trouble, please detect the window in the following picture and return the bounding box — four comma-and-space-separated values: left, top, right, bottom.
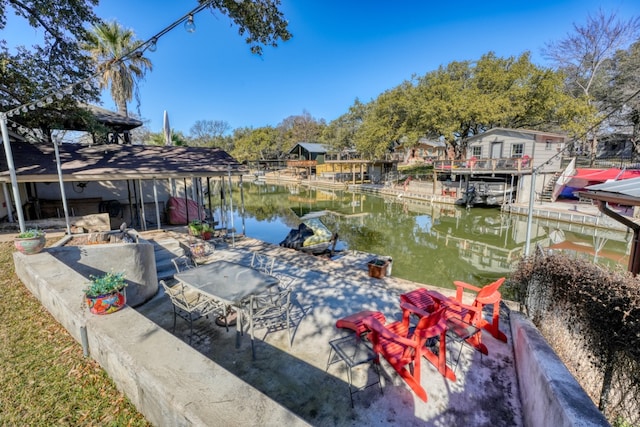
545, 139, 552, 151
471, 146, 482, 157
511, 143, 524, 158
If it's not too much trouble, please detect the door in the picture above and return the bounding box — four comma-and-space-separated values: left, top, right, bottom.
491, 142, 503, 159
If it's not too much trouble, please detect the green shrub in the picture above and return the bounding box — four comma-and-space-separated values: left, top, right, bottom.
84, 272, 127, 297
16, 228, 44, 238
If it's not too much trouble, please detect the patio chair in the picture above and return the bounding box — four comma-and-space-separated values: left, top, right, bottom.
425, 277, 506, 356
172, 255, 196, 274
242, 287, 292, 359
362, 304, 448, 402
250, 251, 275, 275
452, 277, 507, 343
160, 280, 227, 343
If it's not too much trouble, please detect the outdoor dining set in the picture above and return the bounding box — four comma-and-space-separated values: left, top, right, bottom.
328, 277, 507, 404
160, 250, 294, 359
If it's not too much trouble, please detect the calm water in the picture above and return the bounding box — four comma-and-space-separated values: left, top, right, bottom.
221, 182, 631, 289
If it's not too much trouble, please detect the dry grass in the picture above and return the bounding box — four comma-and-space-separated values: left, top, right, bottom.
0, 241, 149, 426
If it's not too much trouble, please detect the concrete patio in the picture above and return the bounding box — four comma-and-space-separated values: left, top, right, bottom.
12, 231, 608, 426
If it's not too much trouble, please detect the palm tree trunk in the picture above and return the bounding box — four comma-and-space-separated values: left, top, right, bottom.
117, 101, 128, 117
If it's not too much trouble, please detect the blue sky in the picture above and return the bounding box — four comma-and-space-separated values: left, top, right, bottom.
7, 0, 640, 135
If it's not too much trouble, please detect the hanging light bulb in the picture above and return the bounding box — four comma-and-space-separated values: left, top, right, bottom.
21, 106, 28, 113
184, 14, 196, 33
148, 38, 158, 52
45, 96, 53, 104
36, 101, 44, 108
7, 111, 13, 118
55, 93, 63, 100
83, 82, 92, 90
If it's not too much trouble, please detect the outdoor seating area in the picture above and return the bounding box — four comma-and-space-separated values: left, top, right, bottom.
130, 235, 524, 424
326, 276, 508, 404
12, 230, 612, 425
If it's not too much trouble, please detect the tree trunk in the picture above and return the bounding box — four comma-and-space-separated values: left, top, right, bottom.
590, 134, 597, 167
117, 101, 128, 117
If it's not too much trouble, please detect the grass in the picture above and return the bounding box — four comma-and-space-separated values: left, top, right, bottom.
0, 240, 149, 426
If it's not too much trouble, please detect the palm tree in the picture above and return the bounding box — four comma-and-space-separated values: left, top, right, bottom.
83, 21, 152, 117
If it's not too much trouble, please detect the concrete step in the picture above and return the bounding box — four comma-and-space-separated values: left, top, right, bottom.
145, 235, 187, 281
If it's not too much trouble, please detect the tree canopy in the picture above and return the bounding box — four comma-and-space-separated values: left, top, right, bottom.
350, 52, 586, 159
83, 21, 152, 117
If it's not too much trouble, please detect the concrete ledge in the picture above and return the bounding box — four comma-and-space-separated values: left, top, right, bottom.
13, 251, 307, 426
510, 312, 610, 427
46, 236, 158, 307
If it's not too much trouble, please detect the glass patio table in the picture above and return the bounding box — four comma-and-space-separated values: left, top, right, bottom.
174, 260, 280, 346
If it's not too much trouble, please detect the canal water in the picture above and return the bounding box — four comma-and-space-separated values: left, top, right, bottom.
222, 182, 631, 289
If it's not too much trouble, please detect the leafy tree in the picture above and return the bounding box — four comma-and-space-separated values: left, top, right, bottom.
83, 21, 152, 117
189, 119, 231, 147
206, 0, 292, 55
0, 0, 101, 140
543, 9, 640, 162
354, 82, 414, 159
276, 110, 326, 153
322, 98, 370, 153
231, 126, 279, 161
596, 40, 640, 153
411, 52, 585, 158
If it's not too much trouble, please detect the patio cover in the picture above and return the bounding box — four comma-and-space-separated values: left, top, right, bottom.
0, 142, 243, 183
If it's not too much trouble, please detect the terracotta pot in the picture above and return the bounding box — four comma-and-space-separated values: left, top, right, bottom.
85, 289, 126, 315
14, 235, 46, 255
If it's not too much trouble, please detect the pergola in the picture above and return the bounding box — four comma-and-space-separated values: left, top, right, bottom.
578, 177, 640, 275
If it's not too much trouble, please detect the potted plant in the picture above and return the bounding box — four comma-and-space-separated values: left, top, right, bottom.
188, 220, 203, 237
84, 271, 127, 315
200, 222, 214, 240
14, 228, 46, 255
188, 220, 214, 240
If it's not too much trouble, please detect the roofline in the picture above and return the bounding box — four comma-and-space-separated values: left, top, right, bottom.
577, 190, 640, 207
466, 127, 568, 143
0, 169, 246, 184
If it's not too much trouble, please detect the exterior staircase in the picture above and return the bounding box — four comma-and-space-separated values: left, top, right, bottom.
539, 172, 561, 202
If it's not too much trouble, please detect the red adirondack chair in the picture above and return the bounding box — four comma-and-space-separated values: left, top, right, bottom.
453, 277, 507, 343
427, 277, 507, 356
363, 304, 448, 402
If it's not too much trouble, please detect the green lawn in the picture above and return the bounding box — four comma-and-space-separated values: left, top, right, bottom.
0, 241, 149, 426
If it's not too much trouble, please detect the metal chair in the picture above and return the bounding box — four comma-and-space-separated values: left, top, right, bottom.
243, 287, 292, 359
160, 280, 227, 343
250, 252, 275, 275
172, 255, 196, 274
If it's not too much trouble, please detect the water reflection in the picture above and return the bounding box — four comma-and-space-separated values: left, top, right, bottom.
228, 183, 631, 288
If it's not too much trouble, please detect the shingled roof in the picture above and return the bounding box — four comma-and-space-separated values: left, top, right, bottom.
0, 142, 244, 183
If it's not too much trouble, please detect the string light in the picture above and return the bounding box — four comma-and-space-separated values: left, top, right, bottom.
148, 38, 158, 52
184, 15, 196, 33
